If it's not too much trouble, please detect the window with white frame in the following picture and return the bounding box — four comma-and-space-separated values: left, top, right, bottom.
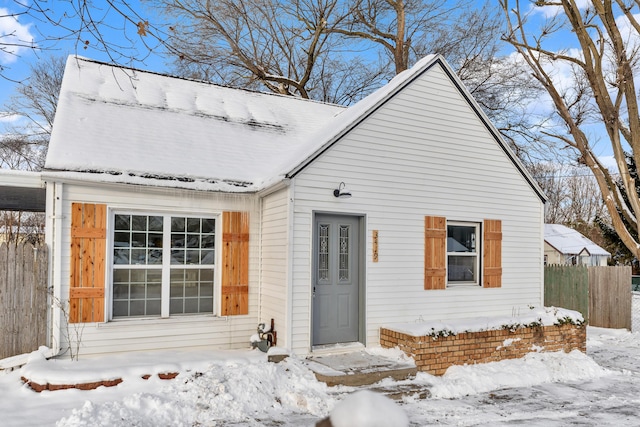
447, 221, 480, 285
112, 213, 216, 318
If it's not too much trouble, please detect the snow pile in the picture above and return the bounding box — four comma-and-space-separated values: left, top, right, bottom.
330, 390, 408, 427
56, 357, 333, 426
426, 349, 610, 399
384, 306, 584, 337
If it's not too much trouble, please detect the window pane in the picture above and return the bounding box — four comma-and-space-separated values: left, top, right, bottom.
186, 250, 200, 264
170, 298, 183, 313
202, 219, 215, 233
171, 233, 185, 248
148, 216, 163, 231
186, 234, 200, 248
148, 249, 163, 265
200, 282, 214, 297
448, 255, 477, 282
113, 300, 128, 317
184, 298, 199, 313
318, 224, 329, 281
113, 282, 129, 299
114, 232, 130, 247
169, 268, 214, 315
447, 225, 477, 253
131, 269, 146, 283
187, 217, 200, 232
115, 215, 130, 231
130, 283, 146, 298
339, 225, 350, 281
171, 249, 185, 264
201, 250, 214, 264
148, 233, 163, 248
131, 249, 146, 264
200, 269, 214, 282
147, 283, 161, 298
185, 282, 198, 297
114, 249, 130, 265
202, 235, 215, 248
146, 299, 161, 316
132, 215, 147, 231
199, 298, 213, 312
132, 232, 146, 247
130, 300, 145, 316
171, 217, 185, 232
112, 268, 162, 318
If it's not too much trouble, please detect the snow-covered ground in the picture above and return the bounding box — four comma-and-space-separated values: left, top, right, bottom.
1, 326, 639, 426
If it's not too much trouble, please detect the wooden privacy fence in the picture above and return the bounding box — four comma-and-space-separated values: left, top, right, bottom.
0, 242, 48, 359
544, 265, 631, 330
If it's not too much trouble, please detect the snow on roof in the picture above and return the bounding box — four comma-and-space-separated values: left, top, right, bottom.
544, 224, 610, 257
45, 56, 345, 192
45, 55, 539, 196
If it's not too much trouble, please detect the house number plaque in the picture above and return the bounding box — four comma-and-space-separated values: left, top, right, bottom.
373, 230, 379, 262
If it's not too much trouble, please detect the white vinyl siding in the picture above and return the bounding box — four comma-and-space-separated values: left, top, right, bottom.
289, 63, 544, 354
259, 187, 291, 347
49, 180, 260, 358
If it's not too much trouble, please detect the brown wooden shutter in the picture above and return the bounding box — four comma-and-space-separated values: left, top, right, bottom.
69, 203, 106, 323
221, 211, 249, 315
424, 216, 446, 290
483, 219, 502, 288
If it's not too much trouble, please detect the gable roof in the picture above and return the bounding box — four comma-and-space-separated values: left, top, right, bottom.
45, 55, 545, 200
544, 224, 610, 257
45, 56, 344, 192
285, 56, 546, 203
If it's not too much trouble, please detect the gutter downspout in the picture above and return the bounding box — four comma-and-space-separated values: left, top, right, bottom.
286, 179, 295, 352
49, 182, 63, 357
540, 202, 545, 307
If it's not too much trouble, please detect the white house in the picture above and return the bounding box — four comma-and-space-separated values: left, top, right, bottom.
37, 55, 546, 359
544, 224, 610, 267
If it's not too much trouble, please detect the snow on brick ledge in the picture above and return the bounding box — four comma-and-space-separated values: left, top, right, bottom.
380, 307, 586, 376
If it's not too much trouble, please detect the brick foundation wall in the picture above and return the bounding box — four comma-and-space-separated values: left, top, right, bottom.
380, 324, 586, 376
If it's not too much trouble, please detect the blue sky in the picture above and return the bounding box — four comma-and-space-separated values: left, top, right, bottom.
0, 0, 166, 112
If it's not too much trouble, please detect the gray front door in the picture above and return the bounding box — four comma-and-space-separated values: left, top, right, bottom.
313, 214, 360, 346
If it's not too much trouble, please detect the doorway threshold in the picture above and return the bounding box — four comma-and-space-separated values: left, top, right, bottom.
311, 342, 364, 355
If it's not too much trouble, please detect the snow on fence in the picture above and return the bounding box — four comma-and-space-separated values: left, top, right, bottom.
0, 242, 48, 359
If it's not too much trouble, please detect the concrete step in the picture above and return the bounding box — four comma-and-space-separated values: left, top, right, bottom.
304, 350, 418, 387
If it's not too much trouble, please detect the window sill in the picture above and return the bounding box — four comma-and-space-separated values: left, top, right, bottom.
95, 314, 228, 328
446, 283, 482, 289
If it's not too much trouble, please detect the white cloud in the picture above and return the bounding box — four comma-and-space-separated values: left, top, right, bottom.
0, 7, 35, 64
529, 0, 592, 19
0, 112, 22, 123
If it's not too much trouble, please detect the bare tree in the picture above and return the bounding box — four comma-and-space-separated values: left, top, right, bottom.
327, 0, 465, 74
530, 162, 605, 224
5, 55, 65, 136
0, 134, 44, 170
1, 54, 65, 172
501, 0, 640, 258
157, 0, 392, 104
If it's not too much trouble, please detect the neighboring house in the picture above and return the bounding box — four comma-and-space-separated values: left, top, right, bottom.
544, 224, 610, 267
33, 55, 546, 358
